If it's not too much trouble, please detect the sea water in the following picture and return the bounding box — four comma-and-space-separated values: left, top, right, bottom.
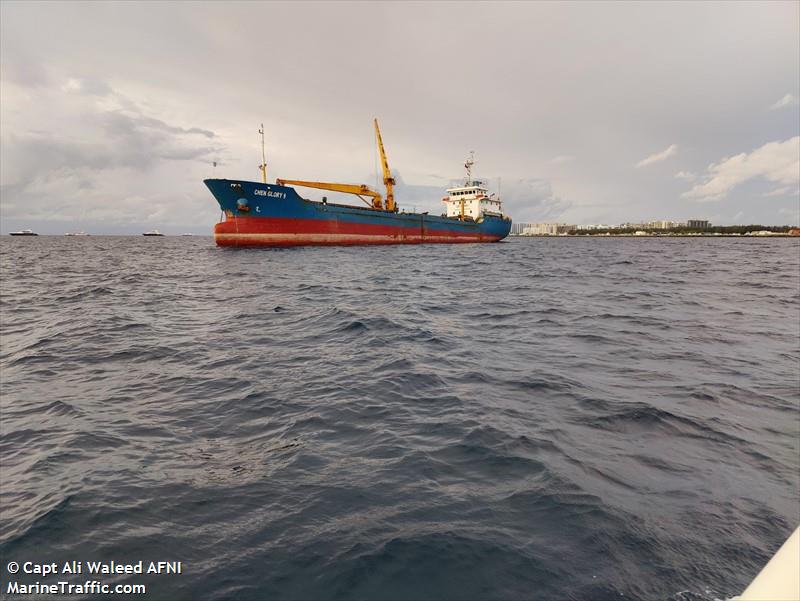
1, 236, 798, 600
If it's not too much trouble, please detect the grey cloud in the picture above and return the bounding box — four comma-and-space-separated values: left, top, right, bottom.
81, 79, 112, 96
0, 48, 49, 88
124, 114, 215, 139
101, 111, 218, 167
6, 109, 218, 182
500, 179, 572, 223
64, 77, 113, 96
1, 75, 223, 229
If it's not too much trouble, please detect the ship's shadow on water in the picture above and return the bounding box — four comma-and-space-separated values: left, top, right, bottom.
1, 236, 798, 601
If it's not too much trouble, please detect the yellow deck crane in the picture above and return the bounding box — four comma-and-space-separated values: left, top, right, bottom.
275, 119, 396, 212
273, 179, 384, 209
374, 118, 396, 212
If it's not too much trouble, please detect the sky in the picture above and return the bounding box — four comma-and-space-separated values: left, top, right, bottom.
1, 1, 798, 234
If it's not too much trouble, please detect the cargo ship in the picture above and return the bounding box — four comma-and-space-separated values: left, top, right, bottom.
204, 120, 511, 247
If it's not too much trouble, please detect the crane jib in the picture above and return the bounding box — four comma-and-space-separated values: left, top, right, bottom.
272, 119, 398, 213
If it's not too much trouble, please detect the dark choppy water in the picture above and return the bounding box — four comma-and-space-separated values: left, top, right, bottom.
1, 236, 798, 601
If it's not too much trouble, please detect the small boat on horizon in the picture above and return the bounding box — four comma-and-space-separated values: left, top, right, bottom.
142, 230, 164, 236
9, 229, 38, 236
65, 231, 90, 236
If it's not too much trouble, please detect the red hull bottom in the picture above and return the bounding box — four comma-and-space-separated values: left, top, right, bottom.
214, 217, 503, 247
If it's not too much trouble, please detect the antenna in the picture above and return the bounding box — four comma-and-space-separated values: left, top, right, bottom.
258, 124, 267, 184
465, 151, 475, 185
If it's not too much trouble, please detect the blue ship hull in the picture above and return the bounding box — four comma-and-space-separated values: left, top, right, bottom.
205, 179, 512, 247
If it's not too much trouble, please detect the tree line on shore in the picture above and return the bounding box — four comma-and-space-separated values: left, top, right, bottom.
565, 225, 797, 236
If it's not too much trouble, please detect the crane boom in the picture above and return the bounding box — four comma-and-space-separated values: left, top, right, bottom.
374, 119, 396, 212
275, 179, 384, 209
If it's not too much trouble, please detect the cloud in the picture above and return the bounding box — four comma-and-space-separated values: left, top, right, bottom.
61, 77, 112, 96
5, 108, 218, 183
763, 186, 799, 198
1, 74, 223, 230
0, 47, 49, 88
683, 137, 800, 202
770, 93, 799, 110
674, 170, 696, 181
635, 144, 678, 168
496, 178, 572, 222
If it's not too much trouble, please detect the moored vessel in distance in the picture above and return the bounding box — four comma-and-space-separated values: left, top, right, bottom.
65, 231, 89, 236
204, 120, 512, 247
142, 230, 164, 236
9, 229, 38, 236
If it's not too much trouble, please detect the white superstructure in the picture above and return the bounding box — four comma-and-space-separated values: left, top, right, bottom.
442, 153, 503, 221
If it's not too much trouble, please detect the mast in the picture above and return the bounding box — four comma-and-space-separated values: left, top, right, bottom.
374, 118, 395, 212
460, 151, 475, 220
464, 151, 475, 185
258, 124, 267, 184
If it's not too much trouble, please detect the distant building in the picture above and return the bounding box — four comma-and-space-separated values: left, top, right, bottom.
523, 223, 576, 235
647, 220, 678, 230
577, 224, 613, 231
528, 223, 558, 235
687, 219, 710, 229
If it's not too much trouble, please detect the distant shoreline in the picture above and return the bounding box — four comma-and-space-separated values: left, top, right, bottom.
509, 234, 800, 238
